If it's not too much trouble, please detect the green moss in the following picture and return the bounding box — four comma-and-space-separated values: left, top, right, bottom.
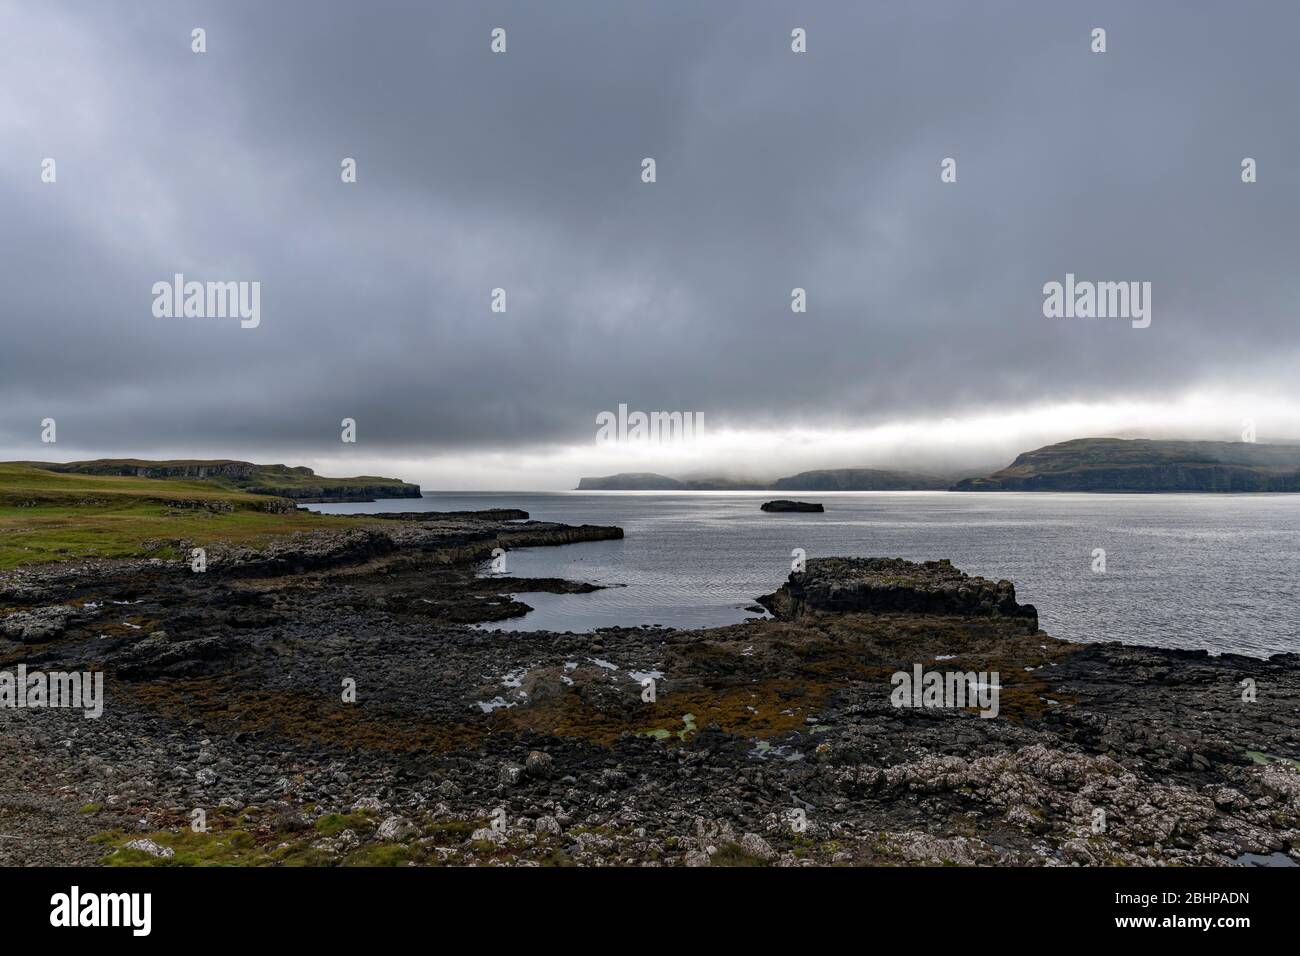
639, 713, 698, 742
273, 846, 339, 867
314, 811, 372, 836
343, 844, 412, 867
78, 803, 101, 814
427, 819, 479, 844
1246, 750, 1300, 771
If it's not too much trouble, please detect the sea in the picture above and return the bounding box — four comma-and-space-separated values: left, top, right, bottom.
307, 491, 1300, 658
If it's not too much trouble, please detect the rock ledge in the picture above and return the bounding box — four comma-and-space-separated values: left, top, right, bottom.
758, 557, 1038, 630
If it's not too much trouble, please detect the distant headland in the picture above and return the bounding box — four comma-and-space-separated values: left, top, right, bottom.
579, 437, 1300, 494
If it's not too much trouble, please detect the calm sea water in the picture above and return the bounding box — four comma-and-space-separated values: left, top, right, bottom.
309, 492, 1300, 657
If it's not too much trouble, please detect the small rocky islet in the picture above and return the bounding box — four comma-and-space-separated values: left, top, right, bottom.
1, 510, 1297, 867
760, 500, 824, 513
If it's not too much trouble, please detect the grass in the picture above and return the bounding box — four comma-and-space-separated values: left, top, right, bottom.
709, 842, 771, 867
29, 458, 415, 497
0, 462, 365, 568
314, 811, 373, 836
342, 844, 413, 867
0, 461, 279, 503
96, 828, 269, 867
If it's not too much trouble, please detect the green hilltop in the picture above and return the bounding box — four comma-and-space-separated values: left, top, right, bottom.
20, 459, 420, 502
953, 438, 1300, 492
0, 460, 418, 568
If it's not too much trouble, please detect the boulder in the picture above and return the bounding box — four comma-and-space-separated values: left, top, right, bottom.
525, 750, 554, 780
377, 815, 418, 841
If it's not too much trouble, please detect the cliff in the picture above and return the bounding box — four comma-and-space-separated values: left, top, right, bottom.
28, 459, 421, 502
952, 438, 1300, 492
773, 468, 950, 491
576, 472, 687, 491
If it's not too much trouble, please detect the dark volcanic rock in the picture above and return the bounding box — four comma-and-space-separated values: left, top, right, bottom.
0, 604, 86, 643
760, 500, 824, 513
758, 557, 1037, 631
3, 516, 1297, 870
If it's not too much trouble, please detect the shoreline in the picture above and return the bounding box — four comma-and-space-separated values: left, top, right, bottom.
1, 511, 1297, 867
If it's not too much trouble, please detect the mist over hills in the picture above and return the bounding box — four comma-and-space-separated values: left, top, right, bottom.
579, 438, 1300, 493
577, 467, 955, 492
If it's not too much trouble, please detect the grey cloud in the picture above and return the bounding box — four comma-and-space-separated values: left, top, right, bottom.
1, 0, 1297, 465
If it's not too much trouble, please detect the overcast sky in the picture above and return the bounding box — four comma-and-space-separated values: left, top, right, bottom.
2, 1, 1297, 489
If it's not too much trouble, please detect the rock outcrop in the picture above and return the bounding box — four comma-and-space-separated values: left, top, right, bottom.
758, 557, 1038, 631
0, 604, 87, 643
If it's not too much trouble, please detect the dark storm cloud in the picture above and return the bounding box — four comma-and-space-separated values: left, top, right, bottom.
1, 0, 1297, 461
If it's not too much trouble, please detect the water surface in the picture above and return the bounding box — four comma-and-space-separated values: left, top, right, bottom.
310, 492, 1300, 657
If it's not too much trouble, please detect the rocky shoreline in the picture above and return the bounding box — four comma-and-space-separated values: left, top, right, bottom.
1, 510, 1297, 867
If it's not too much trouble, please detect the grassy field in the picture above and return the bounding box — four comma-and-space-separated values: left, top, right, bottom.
0, 463, 357, 569
20, 459, 418, 499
